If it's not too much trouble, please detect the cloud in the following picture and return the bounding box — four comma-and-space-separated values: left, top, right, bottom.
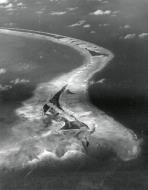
99, 23, 110, 27
17, 2, 23, 7
120, 25, 131, 30
0, 2, 16, 11
0, 68, 6, 75
67, 7, 78, 11
90, 30, 96, 34
124, 34, 136, 39
10, 78, 30, 85
102, 0, 109, 3
16, 2, 27, 9
90, 9, 111, 15
138, 33, 148, 39
4, 2, 12, 8
123, 24, 131, 29
111, 10, 120, 16
0, 0, 8, 4
50, 11, 67, 16
68, 20, 86, 27
83, 24, 91, 28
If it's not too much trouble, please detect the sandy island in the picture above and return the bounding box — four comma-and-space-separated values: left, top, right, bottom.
0, 28, 141, 169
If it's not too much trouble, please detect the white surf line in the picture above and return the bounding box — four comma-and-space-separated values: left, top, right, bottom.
0, 28, 141, 162
57, 52, 141, 161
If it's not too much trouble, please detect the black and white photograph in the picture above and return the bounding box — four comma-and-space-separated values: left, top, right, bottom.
0, 0, 148, 189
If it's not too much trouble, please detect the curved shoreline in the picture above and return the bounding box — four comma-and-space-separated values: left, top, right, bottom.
0, 28, 141, 168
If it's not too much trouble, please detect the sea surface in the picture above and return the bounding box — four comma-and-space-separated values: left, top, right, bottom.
0, 0, 148, 189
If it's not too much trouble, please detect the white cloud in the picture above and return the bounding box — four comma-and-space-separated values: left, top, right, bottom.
91, 9, 111, 15
4, 3, 12, 8
120, 25, 131, 30
50, 11, 67, 15
138, 33, 148, 39
124, 34, 136, 39
0, 68, 6, 74
112, 10, 120, 14
99, 23, 110, 27
68, 20, 86, 27
102, 1, 109, 3
16, 2, 26, 8
67, 7, 78, 11
0, 0, 8, 4
111, 10, 120, 17
83, 24, 91, 28
10, 78, 30, 85
1, 2, 15, 11
17, 2, 23, 6
90, 9, 119, 17
90, 30, 96, 34
123, 24, 131, 29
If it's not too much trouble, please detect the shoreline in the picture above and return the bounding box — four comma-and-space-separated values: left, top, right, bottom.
0, 28, 141, 169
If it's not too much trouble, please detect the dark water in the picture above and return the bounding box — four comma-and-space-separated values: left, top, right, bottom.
0, 0, 148, 189
0, 33, 84, 143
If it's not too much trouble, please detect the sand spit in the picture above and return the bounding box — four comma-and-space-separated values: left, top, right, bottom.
0, 28, 141, 169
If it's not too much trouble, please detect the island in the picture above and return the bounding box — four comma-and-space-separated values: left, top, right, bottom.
0, 28, 141, 169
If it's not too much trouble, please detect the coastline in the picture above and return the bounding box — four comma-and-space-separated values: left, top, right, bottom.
0, 28, 141, 169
